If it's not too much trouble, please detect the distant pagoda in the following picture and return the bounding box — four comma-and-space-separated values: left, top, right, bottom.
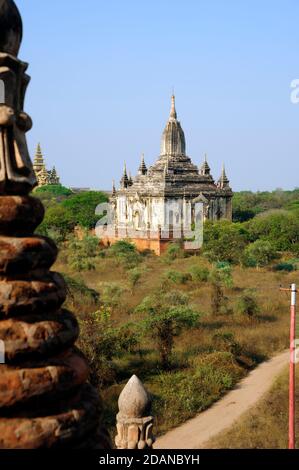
106, 95, 233, 255
33, 143, 60, 186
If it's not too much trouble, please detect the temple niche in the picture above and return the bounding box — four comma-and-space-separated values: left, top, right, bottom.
107, 96, 233, 255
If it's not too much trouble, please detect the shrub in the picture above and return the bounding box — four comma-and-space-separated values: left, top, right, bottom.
153, 352, 244, 431
209, 266, 233, 316
136, 291, 199, 369
44, 228, 65, 245
189, 265, 209, 282
236, 290, 260, 318
67, 234, 100, 271
212, 332, 241, 356
273, 263, 295, 272
101, 282, 126, 309
78, 309, 139, 387
128, 267, 144, 290
108, 240, 141, 268
165, 270, 191, 284
63, 274, 100, 315
243, 240, 277, 268
288, 258, 299, 268
164, 242, 185, 262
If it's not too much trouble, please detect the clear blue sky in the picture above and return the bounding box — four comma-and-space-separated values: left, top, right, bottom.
17, 0, 299, 191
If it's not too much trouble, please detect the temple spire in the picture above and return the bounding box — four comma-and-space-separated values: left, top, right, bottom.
218, 164, 230, 189
138, 153, 147, 175
49, 166, 60, 185
112, 179, 116, 196
120, 163, 129, 188
200, 154, 211, 176
33, 143, 48, 186
161, 95, 186, 157
169, 94, 177, 121
33, 143, 45, 168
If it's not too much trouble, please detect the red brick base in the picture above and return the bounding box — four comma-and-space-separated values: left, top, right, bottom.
101, 236, 174, 256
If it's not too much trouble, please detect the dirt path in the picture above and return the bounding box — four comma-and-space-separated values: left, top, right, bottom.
155, 350, 289, 449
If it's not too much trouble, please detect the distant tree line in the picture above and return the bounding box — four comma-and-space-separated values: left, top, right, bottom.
34, 184, 108, 241
233, 188, 299, 222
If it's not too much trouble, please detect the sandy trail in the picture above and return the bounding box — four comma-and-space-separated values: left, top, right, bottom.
155, 350, 289, 449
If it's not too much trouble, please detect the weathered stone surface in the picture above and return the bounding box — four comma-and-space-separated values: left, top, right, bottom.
0, 235, 57, 274
0, 384, 105, 449
118, 374, 151, 419
0, 272, 66, 317
115, 375, 154, 449
0, 0, 22, 56
0, 0, 111, 449
0, 349, 89, 408
0, 309, 79, 360
0, 196, 44, 234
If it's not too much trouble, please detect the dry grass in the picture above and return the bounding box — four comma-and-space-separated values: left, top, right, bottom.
55, 249, 298, 438
206, 366, 299, 449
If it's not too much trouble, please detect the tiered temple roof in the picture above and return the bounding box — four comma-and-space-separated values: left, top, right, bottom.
115, 96, 232, 199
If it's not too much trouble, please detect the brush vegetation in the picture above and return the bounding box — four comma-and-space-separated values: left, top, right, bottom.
35, 188, 299, 443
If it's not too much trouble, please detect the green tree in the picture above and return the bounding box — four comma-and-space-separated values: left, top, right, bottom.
67, 234, 100, 271
209, 265, 233, 316
37, 204, 75, 239
135, 291, 199, 369
34, 185, 74, 209
243, 240, 277, 268
203, 220, 249, 264
35, 184, 73, 197
61, 191, 108, 229
232, 189, 299, 221
246, 212, 299, 252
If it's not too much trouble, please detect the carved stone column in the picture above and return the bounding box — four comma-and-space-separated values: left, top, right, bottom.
0, 0, 110, 449
115, 375, 155, 449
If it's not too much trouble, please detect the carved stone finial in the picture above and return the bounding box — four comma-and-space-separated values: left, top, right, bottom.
0, 0, 22, 56
0, 1, 36, 195
118, 374, 151, 418
0, 1, 110, 449
115, 375, 155, 449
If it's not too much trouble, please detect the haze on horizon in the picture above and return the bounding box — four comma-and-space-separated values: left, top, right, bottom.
18, 0, 299, 192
